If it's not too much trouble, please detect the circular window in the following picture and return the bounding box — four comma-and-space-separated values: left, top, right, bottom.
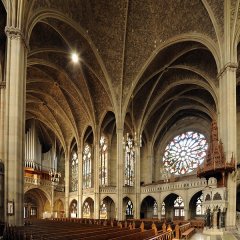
163, 131, 208, 175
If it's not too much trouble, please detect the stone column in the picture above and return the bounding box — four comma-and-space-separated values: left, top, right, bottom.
116, 128, 124, 220
77, 147, 83, 218
94, 132, 100, 219
0, 84, 5, 222
0, 83, 6, 161
65, 150, 70, 218
218, 64, 237, 229
50, 183, 54, 218
134, 143, 141, 219
4, 26, 27, 225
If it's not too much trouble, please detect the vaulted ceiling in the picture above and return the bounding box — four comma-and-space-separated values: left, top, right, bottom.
3, 0, 232, 151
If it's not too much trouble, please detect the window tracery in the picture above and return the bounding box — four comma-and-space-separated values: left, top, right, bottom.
196, 194, 203, 215
124, 136, 135, 186
174, 196, 184, 217
163, 131, 208, 175
153, 201, 158, 216
83, 144, 92, 189
83, 202, 90, 218
70, 151, 78, 192
126, 200, 133, 216
100, 201, 107, 219
99, 136, 108, 186
161, 202, 165, 216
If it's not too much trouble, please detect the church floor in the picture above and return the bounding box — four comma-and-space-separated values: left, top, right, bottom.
189, 229, 240, 240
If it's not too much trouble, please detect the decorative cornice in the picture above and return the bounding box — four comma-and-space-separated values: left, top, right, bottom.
0, 81, 6, 89
4, 26, 29, 51
217, 62, 238, 79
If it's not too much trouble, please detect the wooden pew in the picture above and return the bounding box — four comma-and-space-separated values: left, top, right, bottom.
110, 229, 155, 240
80, 228, 141, 240
174, 222, 195, 240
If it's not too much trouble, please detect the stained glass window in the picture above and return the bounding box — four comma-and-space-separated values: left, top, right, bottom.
124, 136, 135, 186
161, 202, 165, 216
83, 144, 92, 189
83, 202, 90, 218
153, 201, 158, 216
163, 131, 208, 175
196, 194, 203, 215
100, 201, 107, 219
174, 196, 184, 217
70, 151, 78, 192
126, 200, 133, 216
99, 136, 108, 186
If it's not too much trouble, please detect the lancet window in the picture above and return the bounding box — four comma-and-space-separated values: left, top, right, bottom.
174, 196, 184, 217
196, 194, 204, 215
83, 144, 92, 189
70, 151, 78, 192
99, 136, 108, 186
124, 136, 135, 186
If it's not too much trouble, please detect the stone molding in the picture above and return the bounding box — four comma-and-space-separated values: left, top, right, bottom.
4, 26, 29, 50
217, 62, 238, 79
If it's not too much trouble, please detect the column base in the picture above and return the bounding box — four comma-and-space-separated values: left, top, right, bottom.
225, 225, 237, 231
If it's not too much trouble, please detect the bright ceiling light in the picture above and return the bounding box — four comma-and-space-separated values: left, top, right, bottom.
71, 52, 79, 63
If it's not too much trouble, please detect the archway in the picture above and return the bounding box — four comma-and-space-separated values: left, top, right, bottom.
82, 197, 94, 219
140, 196, 158, 219
189, 191, 204, 219
162, 193, 184, 221
100, 196, 115, 219
123, 197, 133, 220
237, 184, 240, 224
24, 188, 50, 219
53, 199, 64, 218
69, 199, 78, 218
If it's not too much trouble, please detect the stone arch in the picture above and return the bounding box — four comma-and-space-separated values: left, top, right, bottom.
69, 199, 78, 218
100, 196, 115, 220
140, 195, 158, 219
122, 34, 220, 119
189, 191, 203, 219
24, 188, 50, 219
53, 199, 64, 218
82, 197, 94, 219
162, 193, 185, 221
123, 196, 133, 220
236, 184, 240, 213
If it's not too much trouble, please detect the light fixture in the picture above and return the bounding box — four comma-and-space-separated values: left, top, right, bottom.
49, 168, 61, 184
71, 52, 79, 63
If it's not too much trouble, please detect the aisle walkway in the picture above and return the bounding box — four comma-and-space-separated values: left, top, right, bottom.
189, 230, 240, 240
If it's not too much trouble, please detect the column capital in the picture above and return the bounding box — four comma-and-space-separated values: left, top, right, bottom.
217, 62, 238, 79
5, 26, 29, 50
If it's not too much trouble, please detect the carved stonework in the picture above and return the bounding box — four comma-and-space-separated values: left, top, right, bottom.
197, 120, 235, 182
4, 26, 29, 50
5, 26, 23, 39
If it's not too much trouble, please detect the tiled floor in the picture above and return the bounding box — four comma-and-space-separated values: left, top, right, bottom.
189, 229, 240, 240
190, 232, 222, 240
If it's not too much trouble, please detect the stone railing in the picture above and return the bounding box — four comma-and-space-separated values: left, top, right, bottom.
123, 186, 134, 194
24, 176, 40, 185
100, 186, 116, 193
141, 178, 211, 193
24, 176, 64, 192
